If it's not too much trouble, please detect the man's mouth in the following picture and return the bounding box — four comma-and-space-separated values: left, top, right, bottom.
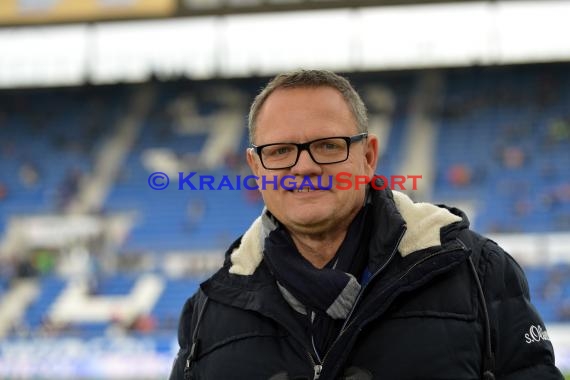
292, 185, 325, 193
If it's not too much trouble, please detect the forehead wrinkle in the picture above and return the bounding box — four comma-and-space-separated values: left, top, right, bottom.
254, 87, 357, 145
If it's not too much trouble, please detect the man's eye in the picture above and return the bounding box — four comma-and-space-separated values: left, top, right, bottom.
265, 145, 293, 157
316, 141, 342, 151
324, 143, 341, 150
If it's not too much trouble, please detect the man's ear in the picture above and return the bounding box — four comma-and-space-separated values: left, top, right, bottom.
364, 134, 379, 176
246, 148, 262, 176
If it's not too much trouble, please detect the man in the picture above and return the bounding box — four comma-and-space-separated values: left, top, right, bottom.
170, 70, 563, 379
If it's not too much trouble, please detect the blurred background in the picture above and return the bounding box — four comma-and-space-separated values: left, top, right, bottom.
0, 0, 569, 378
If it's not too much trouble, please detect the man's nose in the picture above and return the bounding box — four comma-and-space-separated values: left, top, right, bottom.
290, 149, 322, 175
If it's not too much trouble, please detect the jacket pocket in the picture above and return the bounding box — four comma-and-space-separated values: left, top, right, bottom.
189, 330, 298, 380
387, 259, 478, 321
197, 331, 288, 359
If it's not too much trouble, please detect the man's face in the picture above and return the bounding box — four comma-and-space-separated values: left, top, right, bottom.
247, 86, 378, 236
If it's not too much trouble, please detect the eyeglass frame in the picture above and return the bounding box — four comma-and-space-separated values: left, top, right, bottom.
250, 132, 368, 170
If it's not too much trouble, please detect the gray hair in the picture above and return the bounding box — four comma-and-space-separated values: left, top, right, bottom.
248, 69, 368, 144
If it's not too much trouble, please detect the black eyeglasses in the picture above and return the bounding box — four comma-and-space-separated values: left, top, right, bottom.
251, 133, 368, 170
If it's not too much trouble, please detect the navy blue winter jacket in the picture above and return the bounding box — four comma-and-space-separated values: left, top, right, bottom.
170, 188, 563, 380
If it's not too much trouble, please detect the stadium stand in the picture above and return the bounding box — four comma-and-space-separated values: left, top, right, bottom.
20, 275, 66, 335
435, 63, 570, 233
0, 85, 127, 220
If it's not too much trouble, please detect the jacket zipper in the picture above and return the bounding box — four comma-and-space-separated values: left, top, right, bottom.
183, 295, 208, 380
315, 227, 407, 376
313, 364, 323, 380
340, 227, 407, 332
306, 342, 322, 379
302, 311, 324, 379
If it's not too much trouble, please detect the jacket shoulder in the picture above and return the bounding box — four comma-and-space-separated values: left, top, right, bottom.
455, 229, 531, 301
474, 234, 530, 300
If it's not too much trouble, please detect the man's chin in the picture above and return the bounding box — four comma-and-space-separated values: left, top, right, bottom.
286, 214, 335, 233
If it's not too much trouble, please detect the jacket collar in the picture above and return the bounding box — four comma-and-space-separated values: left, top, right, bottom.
227, 188, 463, 276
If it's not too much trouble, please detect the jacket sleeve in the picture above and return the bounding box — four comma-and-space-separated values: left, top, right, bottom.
480, 240, 564, 380
169, 293, 197, 380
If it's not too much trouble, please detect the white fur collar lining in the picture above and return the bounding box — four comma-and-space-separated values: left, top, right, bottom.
229, 191, 462, 276
391, 191, 461, 257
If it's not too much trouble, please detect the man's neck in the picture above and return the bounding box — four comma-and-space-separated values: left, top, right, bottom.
280, 200, 367, 269
288, 224, 351, 269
